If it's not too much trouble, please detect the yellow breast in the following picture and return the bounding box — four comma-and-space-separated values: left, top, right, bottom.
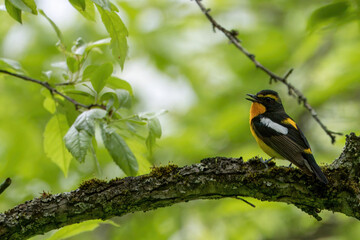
249, 102, 284, 159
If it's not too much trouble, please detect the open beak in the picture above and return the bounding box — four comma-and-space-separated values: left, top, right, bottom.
246, 94, 258, 102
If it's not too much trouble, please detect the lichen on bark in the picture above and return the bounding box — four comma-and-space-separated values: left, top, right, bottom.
0, 133, 359, 240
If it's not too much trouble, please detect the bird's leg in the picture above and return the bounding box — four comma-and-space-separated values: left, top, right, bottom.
288, 163, 293, 168
259, 157, 274, 169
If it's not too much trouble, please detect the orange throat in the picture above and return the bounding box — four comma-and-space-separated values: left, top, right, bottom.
249, 102, 283, 159
249, 102, 266, 121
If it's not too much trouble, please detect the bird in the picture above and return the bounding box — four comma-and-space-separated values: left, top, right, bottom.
246, 89, 328, 184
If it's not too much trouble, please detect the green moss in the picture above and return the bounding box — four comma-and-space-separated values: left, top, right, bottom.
79, 178, 107, 190
150, 163, 179, 177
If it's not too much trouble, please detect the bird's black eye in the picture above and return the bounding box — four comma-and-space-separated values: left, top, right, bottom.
265, 97, 273, 102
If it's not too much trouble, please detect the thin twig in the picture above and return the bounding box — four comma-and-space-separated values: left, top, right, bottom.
0, 178, 11, 195
193, 0, 342, 143
235, 196, 256, 208
0, 70, 105, 110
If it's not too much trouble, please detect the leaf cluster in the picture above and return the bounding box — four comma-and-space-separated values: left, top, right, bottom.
1, 0, 163, 177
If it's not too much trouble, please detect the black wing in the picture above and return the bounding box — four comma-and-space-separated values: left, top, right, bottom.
251, 113, 308, 160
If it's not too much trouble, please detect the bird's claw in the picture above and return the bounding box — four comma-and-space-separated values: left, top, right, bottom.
259, 157, 274, 169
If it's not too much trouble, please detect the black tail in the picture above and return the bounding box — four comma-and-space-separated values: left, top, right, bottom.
302, 153, 328, 184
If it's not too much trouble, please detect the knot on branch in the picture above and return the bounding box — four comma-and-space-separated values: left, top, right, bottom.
331, 133, 360, 176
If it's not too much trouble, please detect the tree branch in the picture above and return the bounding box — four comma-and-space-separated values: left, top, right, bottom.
0, 178, 11, 196
0, 70, 105, 110
192, 0, 342, 143
0, 133, 359, 240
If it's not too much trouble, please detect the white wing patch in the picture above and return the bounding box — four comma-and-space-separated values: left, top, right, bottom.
260, 117, 288, 135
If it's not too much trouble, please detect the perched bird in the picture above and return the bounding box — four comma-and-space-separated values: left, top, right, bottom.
246, 89, 328, 184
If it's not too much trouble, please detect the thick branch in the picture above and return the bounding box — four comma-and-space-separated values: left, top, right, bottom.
192, 0, 342, 143
0, 133, 359, 240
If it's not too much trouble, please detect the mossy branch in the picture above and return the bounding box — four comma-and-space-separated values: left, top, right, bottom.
0, 133, 359, 240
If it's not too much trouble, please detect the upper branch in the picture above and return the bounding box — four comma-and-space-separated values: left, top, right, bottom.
0, 178, 11, 196
0, 133, 359, 240
0, 70, 104, 110
193, 0, 342, 143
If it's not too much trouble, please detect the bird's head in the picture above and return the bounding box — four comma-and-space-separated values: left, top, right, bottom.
246, 89, 284, 112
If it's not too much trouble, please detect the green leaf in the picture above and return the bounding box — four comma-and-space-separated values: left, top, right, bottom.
66, 56, 78, 73
107, 76, 133, 95
71, 37, 87, 55
69, 0, 85, 11
83, 63, 113, 93
91, 0, 110, 10
64, 109, 107, 162
5, 0, 22, 23
110, 2, 118, 12
0, 58, 23, 72
64, 124, 92, 162
145, 117, 161, 155
146, 131, 156, 155
48, 220, 119, 240
100, 123, 138, 176
74, 109, 107, 135
74, 82, 97, 97
148, 117, 162, 138
44, 114, 72, 177
97, 6, 128, 69
70, 0, 95, 21
39, 9, 64, 43
43, 96, 56, 114
115, 89, 131, 109
85, 38, 111, 53
307, 1, 349, 31
8, 0, 31, 13
22, 0, 37, 14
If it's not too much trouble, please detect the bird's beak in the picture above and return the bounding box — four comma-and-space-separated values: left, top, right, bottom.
246, 94, 258, 102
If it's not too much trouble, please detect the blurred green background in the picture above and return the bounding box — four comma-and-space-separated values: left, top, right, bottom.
0, 0, 360, 239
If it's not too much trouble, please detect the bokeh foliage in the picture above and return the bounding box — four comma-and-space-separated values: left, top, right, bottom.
0, 0, 360, 239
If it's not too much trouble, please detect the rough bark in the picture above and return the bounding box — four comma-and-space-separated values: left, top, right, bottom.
0, 133, 359, 240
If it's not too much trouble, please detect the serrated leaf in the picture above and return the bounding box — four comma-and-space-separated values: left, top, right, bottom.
70, 0, 95, 21
91, 0, 110, 10
107, 76, 133, 95
307, 1, 349, 31
5, 0, 22, 23
48, 220, 119, 240
22, 0, 37, 14
64, 109, 107, 162
44, 114, 72, 177
97, 6, 128, 69
100, 123, 138, 176
39, 9, 64, 43
83, 63, 113, 93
